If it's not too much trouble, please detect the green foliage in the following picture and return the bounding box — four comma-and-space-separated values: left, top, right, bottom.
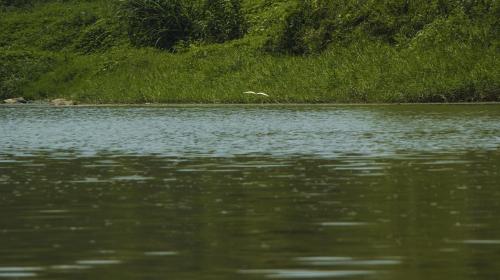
0, 0, 37, 9
73, 17, 127, 53
0, 1, 128, 53
200, 0, 246, 43
0, 0, 498, 103
118, 0, 193, 50
0, 49, 58, 99
118, 0, 246, 50
0, 2, 100, 51
268, 0, 499, 54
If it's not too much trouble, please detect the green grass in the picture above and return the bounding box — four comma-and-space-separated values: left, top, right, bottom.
1, 0, 499, 103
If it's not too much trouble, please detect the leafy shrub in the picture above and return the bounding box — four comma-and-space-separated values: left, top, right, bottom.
119, 0, 193, 50
73, 17, 127, 53
199, 0, 246, 43
0, 0, 34, 8
0, 49, 58, 99
119, 0, 246, 50
268, 0, 499, 54
265, 0, 371, 54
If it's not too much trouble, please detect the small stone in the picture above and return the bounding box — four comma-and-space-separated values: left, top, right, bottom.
3, 97, 27, 104
50, 98, 76, 106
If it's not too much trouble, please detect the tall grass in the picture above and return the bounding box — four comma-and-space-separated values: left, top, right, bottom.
23, 38, 498, 103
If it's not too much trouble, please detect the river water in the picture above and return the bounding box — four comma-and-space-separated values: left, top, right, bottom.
1, 105, 499, 279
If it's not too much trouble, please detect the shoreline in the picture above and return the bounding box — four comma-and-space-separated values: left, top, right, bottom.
2, 101, 500, 107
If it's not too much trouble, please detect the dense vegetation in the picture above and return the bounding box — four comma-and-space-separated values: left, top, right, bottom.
0, 0, 498, 103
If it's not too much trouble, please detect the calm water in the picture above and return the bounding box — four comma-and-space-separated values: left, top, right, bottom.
1, 105, 500, 280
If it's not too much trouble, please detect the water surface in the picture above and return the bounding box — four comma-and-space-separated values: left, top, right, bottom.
1, 105, 499, 279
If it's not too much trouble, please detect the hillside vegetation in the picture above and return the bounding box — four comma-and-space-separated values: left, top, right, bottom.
0, 0, 498, 103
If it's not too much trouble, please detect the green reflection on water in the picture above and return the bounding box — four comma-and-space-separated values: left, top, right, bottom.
1, 151, 500, 279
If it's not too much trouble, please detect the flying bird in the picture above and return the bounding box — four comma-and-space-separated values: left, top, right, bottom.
244, 91, 269, 97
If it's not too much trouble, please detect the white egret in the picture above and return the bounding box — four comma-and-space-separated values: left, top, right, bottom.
244, 91, 269, 97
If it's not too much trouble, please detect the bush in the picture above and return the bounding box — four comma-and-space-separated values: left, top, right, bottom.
199, 0, 246, 43
119, 0, 194, 50
265, 0, 372, 54
267, 0, 499, 54
119, 0, 246, 50
0, 49, 58, 99
0, 0, 34, 8
73, 17, 127, 54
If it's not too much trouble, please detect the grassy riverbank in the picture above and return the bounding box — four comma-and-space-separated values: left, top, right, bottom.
1, 0, 499, 103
